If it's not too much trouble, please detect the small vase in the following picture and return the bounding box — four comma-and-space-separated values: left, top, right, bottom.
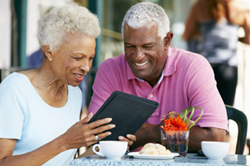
161, 130, 189, 157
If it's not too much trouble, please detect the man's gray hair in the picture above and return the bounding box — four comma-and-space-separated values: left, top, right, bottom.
37, 3, 101, 52
121, 2, 170, 39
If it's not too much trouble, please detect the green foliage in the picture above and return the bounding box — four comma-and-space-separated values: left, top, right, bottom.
179, 106, 203, 130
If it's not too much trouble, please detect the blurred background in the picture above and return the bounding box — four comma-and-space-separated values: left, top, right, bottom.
0, 0, 250, 154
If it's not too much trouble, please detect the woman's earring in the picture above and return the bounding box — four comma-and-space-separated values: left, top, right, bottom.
49, 58, 52, 61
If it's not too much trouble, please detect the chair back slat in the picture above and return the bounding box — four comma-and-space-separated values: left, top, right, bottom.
226, 105, 248, 154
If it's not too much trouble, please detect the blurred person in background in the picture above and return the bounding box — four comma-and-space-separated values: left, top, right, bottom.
0, 3, 135, 166
182, 0, 250, 106
28, 48, 43, 69
28, 6, 53, 69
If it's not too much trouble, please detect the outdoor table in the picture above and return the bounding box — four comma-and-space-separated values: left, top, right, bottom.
70, 153, 250, 166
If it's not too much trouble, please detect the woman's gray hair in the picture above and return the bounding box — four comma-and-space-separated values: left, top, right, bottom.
37, 3, 101, 52
121, 2, 170, 40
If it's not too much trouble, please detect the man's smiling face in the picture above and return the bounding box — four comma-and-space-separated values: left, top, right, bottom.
124, 22, 170, 86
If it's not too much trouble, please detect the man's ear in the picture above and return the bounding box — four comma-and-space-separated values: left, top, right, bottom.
164, 32, 174, 49
43, 46, 52, 59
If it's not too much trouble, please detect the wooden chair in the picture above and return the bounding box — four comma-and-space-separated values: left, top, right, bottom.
226, 105, 248, 154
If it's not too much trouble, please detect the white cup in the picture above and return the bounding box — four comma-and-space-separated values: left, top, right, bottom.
201, 141, 230, 160
92, 141, 128, 160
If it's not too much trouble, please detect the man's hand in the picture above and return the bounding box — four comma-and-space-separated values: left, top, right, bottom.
118, 134, 137, 150
188, 127, 226, 152
130, 123, 162, 150
164, 111, 179, 119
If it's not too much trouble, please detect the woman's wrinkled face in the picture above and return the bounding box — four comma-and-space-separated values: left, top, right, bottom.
123, 22, 171, 86
49, 34, 96, 87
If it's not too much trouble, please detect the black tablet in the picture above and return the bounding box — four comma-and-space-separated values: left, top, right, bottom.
88, 91, 159, 140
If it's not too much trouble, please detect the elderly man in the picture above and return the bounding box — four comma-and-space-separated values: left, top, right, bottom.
88, 2, 227, 152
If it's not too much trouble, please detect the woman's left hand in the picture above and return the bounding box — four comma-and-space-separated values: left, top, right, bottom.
118, 134, 137, 150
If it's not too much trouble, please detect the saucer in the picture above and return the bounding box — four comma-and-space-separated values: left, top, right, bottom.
128, 152, 179, 160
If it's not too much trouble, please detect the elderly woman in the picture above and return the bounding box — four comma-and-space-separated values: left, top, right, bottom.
0, 3, 135, 166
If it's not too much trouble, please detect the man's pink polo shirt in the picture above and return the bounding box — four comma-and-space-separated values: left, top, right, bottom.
88, 47, 228, 130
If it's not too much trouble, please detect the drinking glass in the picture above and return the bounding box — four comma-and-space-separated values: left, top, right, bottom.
161, 130, 189, 157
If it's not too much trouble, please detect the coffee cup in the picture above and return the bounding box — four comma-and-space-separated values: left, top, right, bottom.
92, 141, 128, 160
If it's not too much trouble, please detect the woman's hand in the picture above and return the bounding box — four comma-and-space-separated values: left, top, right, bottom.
118, 134, 137, 150
59, 113, 115, 150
